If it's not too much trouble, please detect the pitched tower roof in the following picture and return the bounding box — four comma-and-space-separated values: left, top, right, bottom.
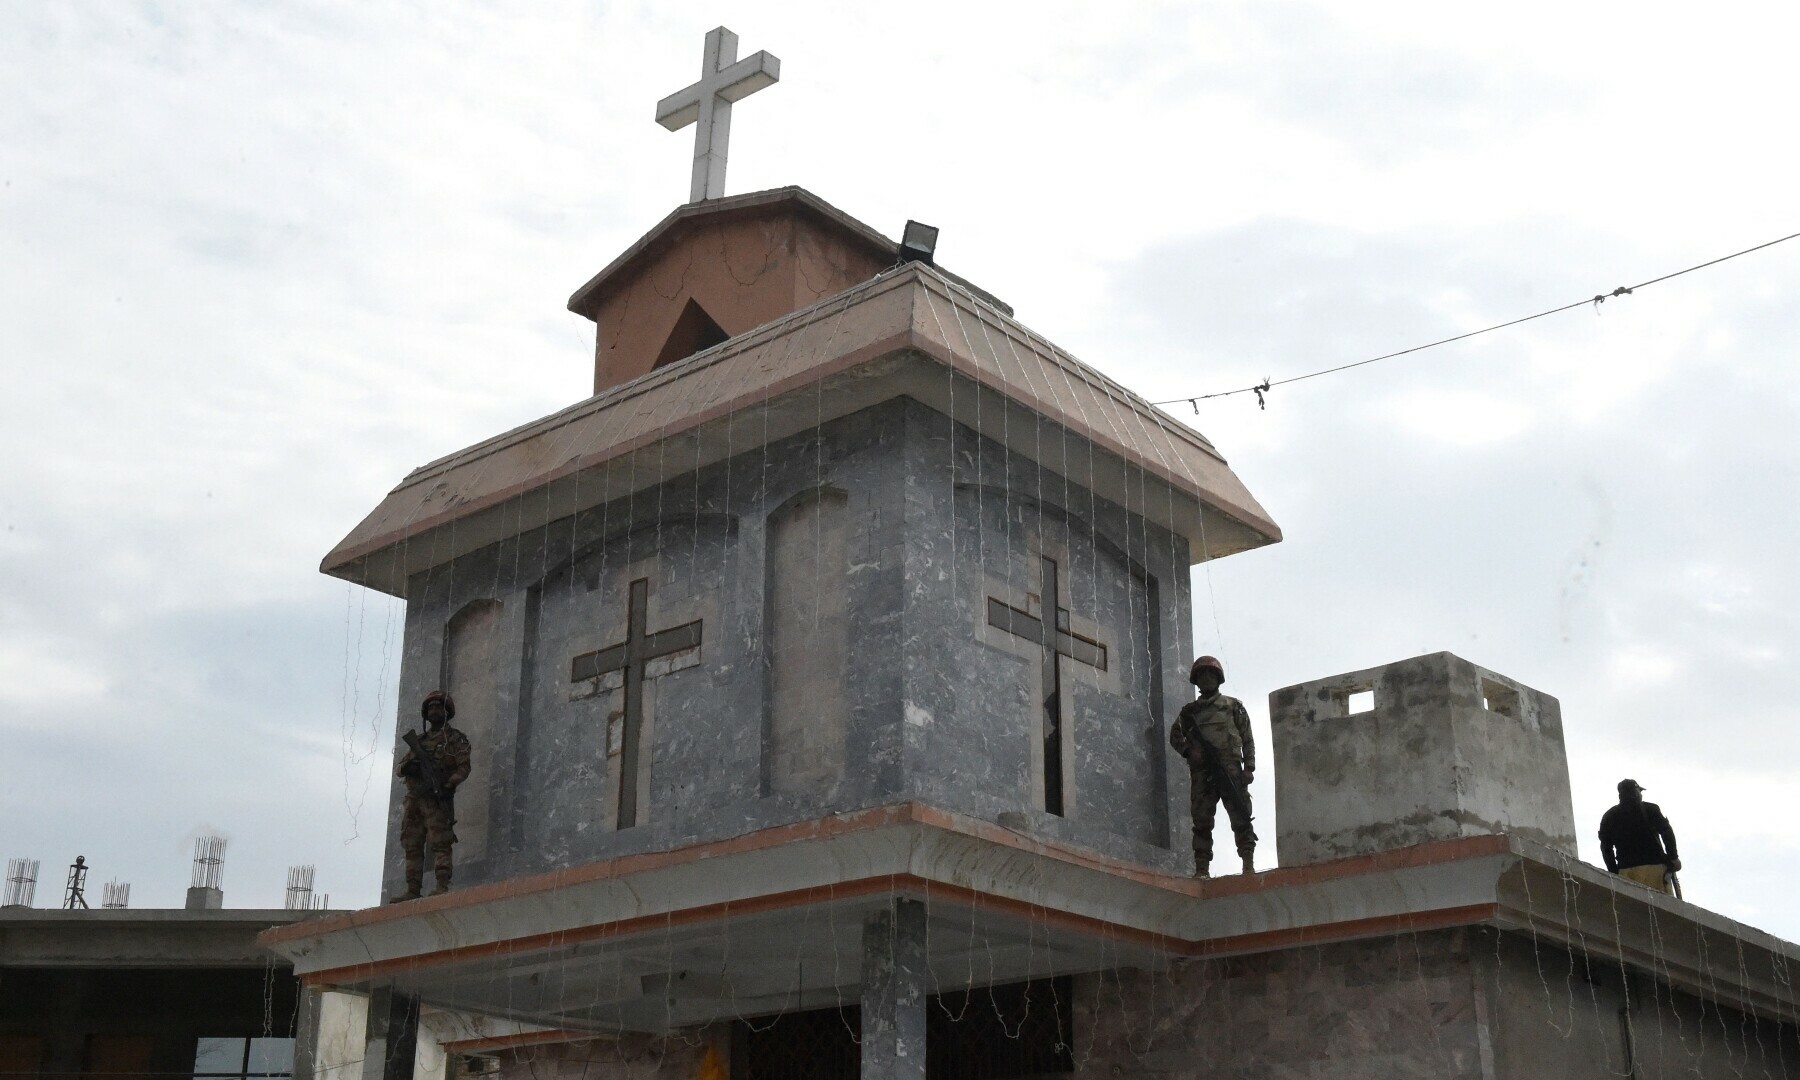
324, 188, 1279, 594
568, 186, 1006, 395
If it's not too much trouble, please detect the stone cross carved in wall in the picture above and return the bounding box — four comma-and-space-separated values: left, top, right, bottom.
656, 26, 782, 204
568, 577, 702, 829
986, 556, 1109, 817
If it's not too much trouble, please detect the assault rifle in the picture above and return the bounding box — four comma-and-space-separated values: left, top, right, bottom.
401, 730, 455, 809
1196, 741, 1252, 812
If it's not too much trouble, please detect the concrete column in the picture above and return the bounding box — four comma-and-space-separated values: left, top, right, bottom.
412, 1010, 451, 1080
292, 986, 324, 1080
314, 991, 369, 1080
185, 886, 224, 909
860, 898, 927, 1080
359, 988, 421, 1080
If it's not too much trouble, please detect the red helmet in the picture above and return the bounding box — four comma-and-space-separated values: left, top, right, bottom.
1190, 655, 1225, 685
420, 690, 456, 721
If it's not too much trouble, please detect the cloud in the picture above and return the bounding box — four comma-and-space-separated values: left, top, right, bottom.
4, 0, 1800, 944
1102, 201, 1800, 939
1384, 387, 1534, 447
0, 640, 111, 714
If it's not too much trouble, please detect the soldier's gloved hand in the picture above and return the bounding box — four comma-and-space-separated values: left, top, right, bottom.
401, 761, 422, 779
1243, 769, 1255, 785
1667, 857, 1682, 872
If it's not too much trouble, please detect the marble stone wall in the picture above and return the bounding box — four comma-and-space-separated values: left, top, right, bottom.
1066, 929, 1488, 1079
1062, 928, 1799, 1079
465, 927, 1797, 1080
442, 599, 503, 864
765, 487, 851, 798
901, 404, 1192, 865
380, 397, 1199, 895
1483, 931, 1800, 1080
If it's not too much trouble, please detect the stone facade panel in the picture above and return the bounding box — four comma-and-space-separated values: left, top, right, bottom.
382, 398, 1198, 895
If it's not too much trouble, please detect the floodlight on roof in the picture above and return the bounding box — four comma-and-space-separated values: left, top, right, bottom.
900, 220, 939, 265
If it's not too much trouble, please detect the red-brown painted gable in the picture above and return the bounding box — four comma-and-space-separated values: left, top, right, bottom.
569, 188, 897, 395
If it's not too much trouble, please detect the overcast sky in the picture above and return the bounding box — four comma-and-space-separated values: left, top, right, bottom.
3, 2, 1798, 943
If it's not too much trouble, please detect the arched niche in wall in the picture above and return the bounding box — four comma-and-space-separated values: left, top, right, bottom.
955, 484, 1169, 846
762, 486, 850, 798
443, 598, 502, 863
514, 511, 738, 850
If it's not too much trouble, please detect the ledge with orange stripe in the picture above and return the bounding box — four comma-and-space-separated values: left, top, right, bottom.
260, 801, 1799, 1027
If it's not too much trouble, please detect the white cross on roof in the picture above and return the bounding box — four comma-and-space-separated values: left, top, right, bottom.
655, 27, 781, 204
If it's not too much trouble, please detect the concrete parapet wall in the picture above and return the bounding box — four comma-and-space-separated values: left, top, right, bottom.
1271, 651, 1576, 867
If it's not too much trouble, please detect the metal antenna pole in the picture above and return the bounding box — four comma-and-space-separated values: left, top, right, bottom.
62, 856, 90, 910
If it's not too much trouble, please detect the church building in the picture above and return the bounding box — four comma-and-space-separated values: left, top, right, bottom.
261, 29, 1800, 1079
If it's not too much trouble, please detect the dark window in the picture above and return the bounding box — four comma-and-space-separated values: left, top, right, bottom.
730, 977, 1074, 1080
733, 1005, 859, 1080
86, 1036, 153, 1080
193, 1038, 293, 1080
0, 1037, 44, 1080
654, 298, 730, 369
929, 977, 1074, 1079
1481, 677, 1520, 718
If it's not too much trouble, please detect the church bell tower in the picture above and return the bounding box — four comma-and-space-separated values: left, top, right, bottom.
319, 26, 1281, 886
264, 32, 1800, 1080
323, 174, 1280, 883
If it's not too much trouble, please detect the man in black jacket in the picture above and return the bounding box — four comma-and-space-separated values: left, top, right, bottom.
1598, 778, 1680, 895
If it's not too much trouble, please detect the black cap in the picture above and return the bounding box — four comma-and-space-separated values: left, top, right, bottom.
1618, 778, 1644, 793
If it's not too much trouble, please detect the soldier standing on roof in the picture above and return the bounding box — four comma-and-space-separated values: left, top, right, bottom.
1599, 778, 1681, 896
1169, 655, 1257, 879
390, 690, 472, 902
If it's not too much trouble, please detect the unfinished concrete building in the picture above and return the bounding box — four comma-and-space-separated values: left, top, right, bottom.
1, 890, 334, 1080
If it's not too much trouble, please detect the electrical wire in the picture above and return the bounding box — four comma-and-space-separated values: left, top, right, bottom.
1152, 229, 1800, 412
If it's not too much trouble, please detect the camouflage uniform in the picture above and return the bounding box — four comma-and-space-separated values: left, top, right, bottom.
1169, 692, 1257, 867
397, 724, 472, 893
